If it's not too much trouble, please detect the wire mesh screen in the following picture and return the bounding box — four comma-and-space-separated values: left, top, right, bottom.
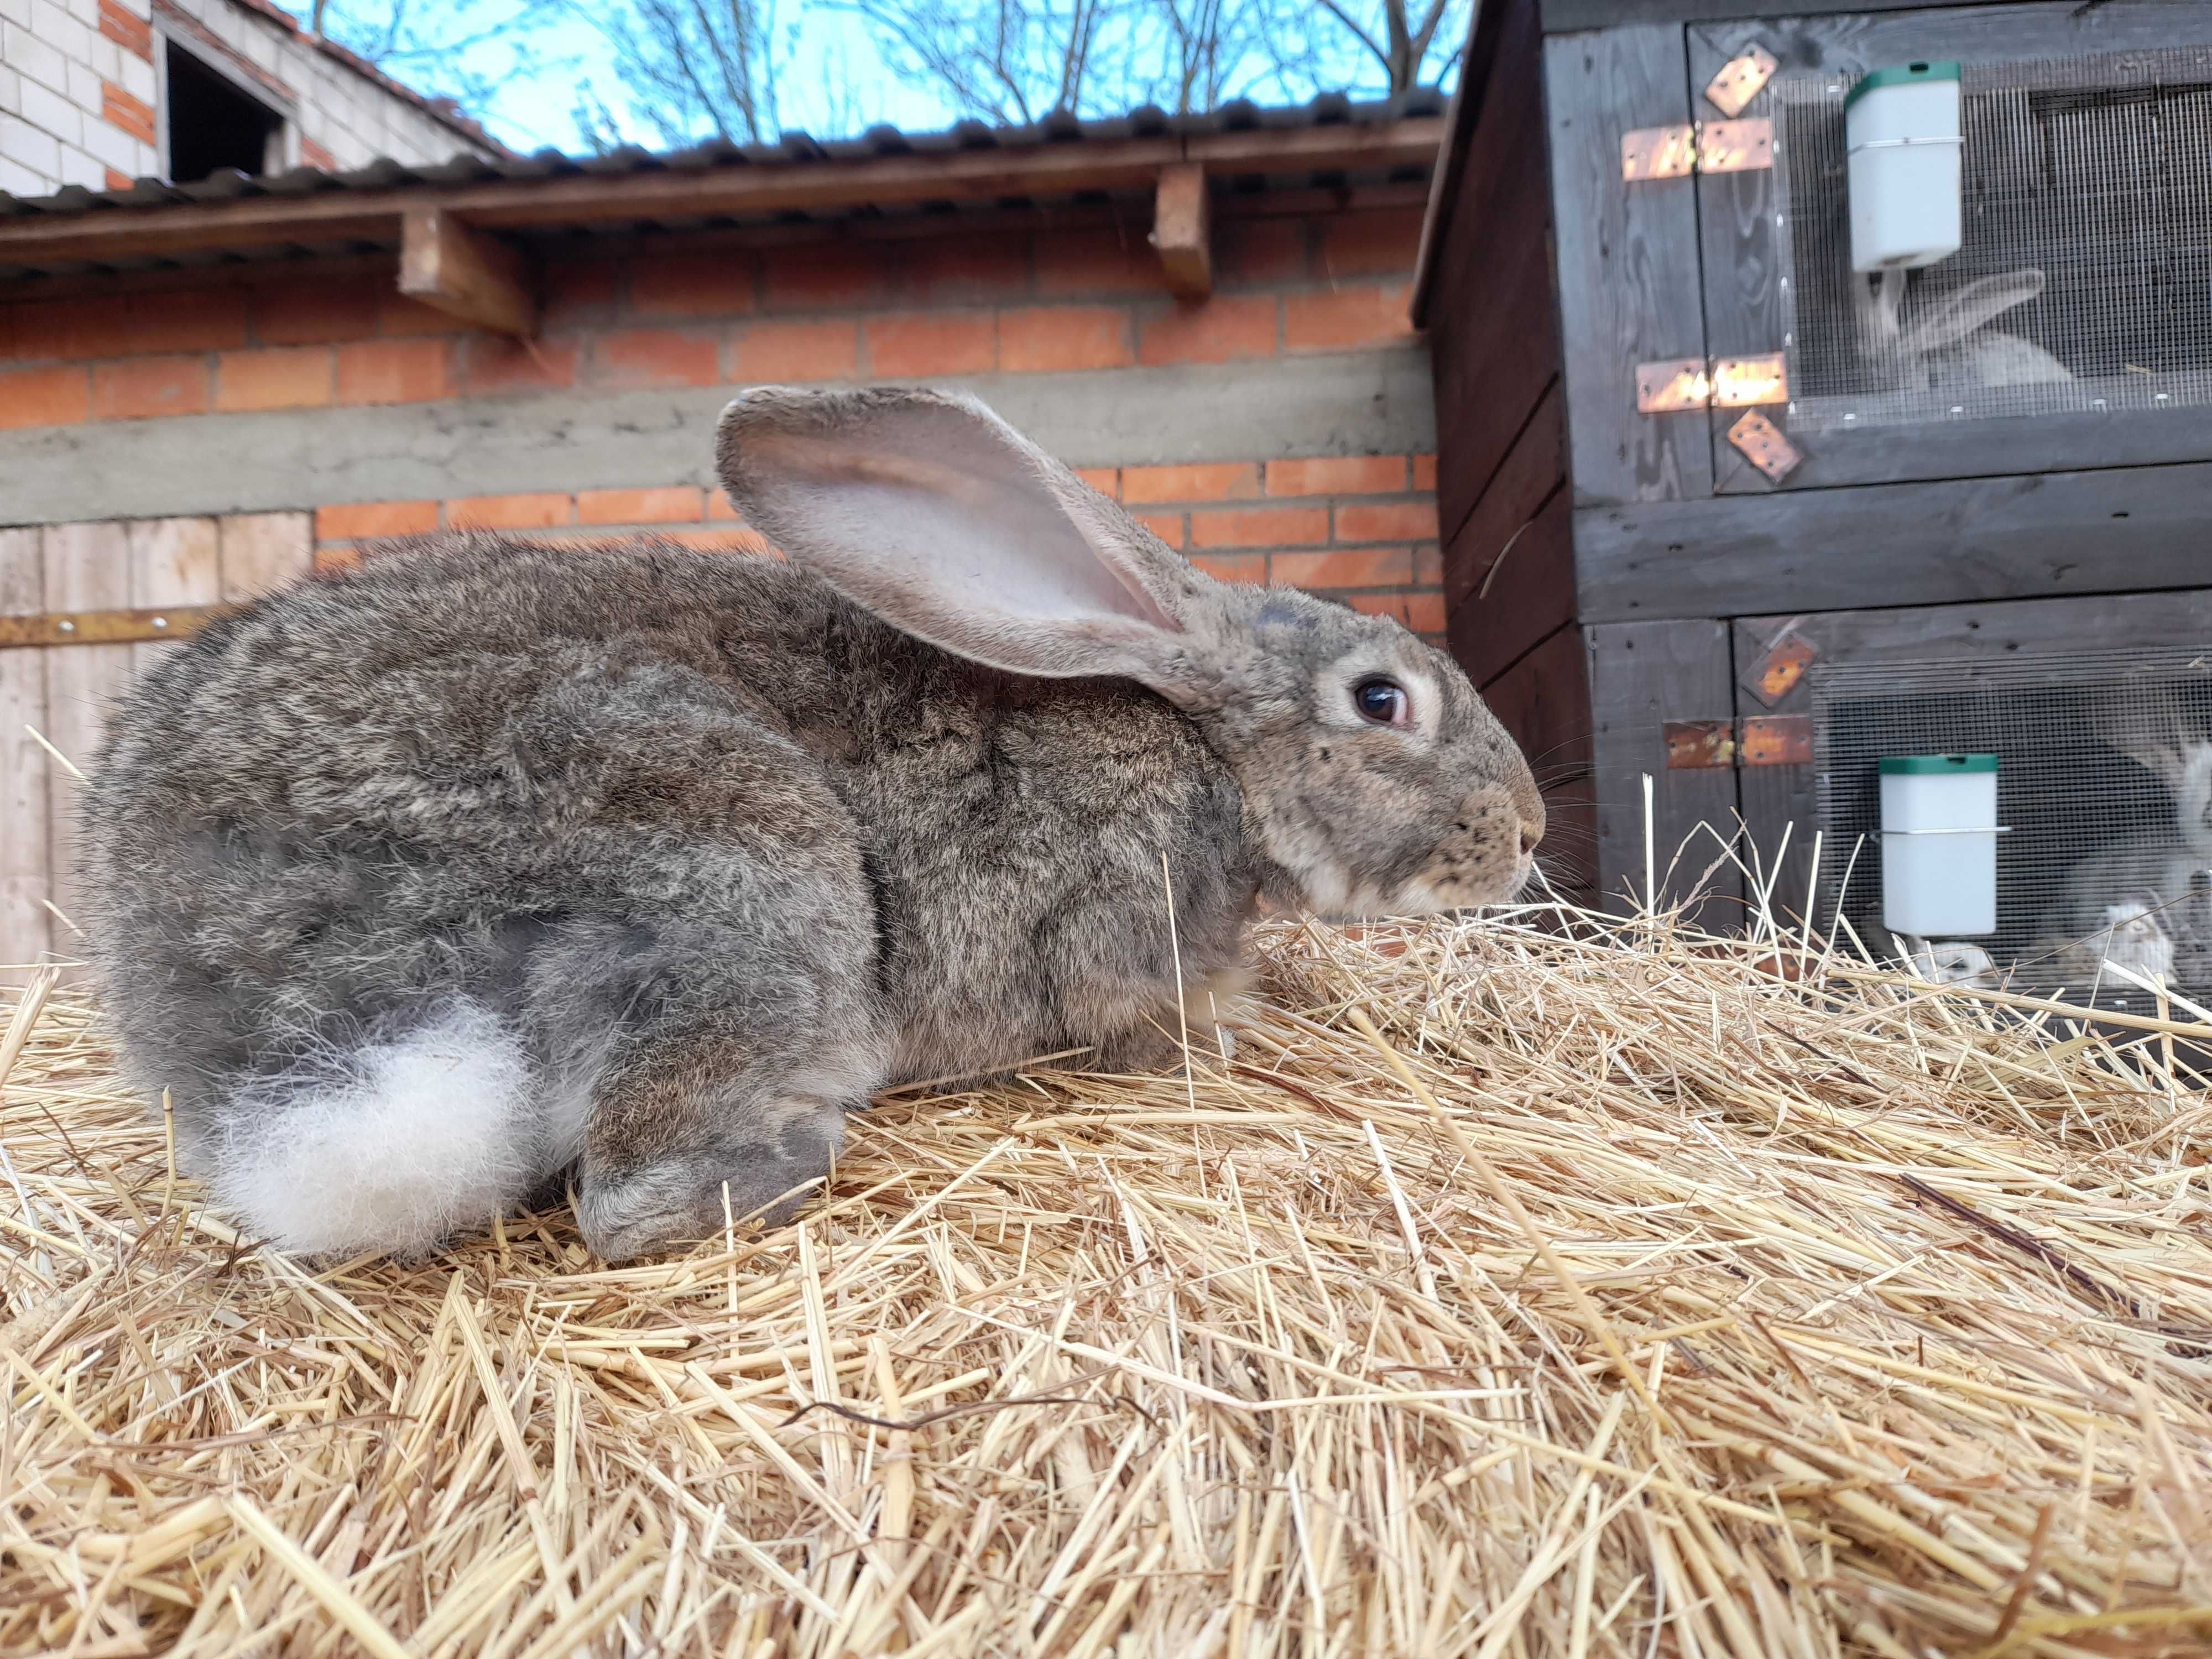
1814, 648, 2212, 1006
1773, 49, 2212, 432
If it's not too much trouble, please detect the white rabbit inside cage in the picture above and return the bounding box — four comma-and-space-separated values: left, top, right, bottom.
1817, 656, 2212, 1006
1772, 48, 2212, 432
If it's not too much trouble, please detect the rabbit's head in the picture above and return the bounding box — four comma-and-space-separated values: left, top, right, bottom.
717, 385, 1543, 918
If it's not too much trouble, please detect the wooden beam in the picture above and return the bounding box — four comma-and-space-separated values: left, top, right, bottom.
1150, 163, 1211, 299
0, 119, 1444, 270
399, 206, 536, 337
0, 603, 231, 649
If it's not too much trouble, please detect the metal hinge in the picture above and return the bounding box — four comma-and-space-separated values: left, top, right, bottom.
1704, 46, 1779, 119
1620, 118, 1773, 181
1635, 353, 1788, 414
1663, 715, 1813, 769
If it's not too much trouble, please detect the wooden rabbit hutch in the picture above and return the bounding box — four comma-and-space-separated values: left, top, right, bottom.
1418, 0, 2212, 1004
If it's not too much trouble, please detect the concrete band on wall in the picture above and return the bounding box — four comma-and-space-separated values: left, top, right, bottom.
0, 350, 1436, 528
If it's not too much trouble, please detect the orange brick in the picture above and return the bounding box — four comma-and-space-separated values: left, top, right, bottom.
1349, 591, 1447, 633
1412, 453, 1437, 491
300, 137, 337, 170
896, 233, 1032, 301
103, 167, 132, 191
1266, 456, 1408, 496
449, 493, 573, 530
1120, 463, 1259, 505
377, 291, 467, 337
707, 488, 743, 521
864, 312, 995, 377
337, 338, 453, 404
543, 262, 619, 328
1137, 295, 1277, 366
1271, 546, 1415, 590
731, 318, 859, 382
216, 346, 333, 411
591, 329, 720, 389
668, 528, 778, 556
1284, 283, 1416, 354
1318, 207, 1426, 279
463, 335, 580, 395
1134, 512, 1185, 548
316, 500, 440, 539
1415, 545, 1443, 586
629, 250, 757, 319
99, 0, 153, 60
102, 83, 155, 146
1336, 501, 1438, 542
761, 243, 891, 312
93, 354, 208, 419
135, 289, 252, 353
1216, 218, 1309, 286
1034, 227, 1159, 296
1073, 466, 1119, 497
255, 279, 381, 345
998, 306, 1131, 372
1191, 553, 1265, 584
314, 544, 363, 575
1190, 505, 1329, 549
0, 364, 91, 429
577, 486, 706, 525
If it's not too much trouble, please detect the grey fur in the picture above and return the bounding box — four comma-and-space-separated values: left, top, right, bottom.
80, 387, 1541, 1261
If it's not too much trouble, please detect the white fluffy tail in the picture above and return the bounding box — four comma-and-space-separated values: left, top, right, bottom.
213, 999, 537, 1258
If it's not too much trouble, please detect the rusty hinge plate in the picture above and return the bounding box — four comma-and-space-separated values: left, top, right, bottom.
1636, 358, 1711, 414
1621, 118, 1772, 180
1665, 719, 1737, 770
1663, 715, 1813, 768
0, 604, 231, 649
1743, 628, 1817, 707
1704, 45, 1779, 118
1741, 715, 1813, 766
1726, 409, 1804, 485
1712, 354, 1789, 407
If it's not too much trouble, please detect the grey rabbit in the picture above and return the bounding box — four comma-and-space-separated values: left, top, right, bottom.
79, 386, 1543, 1262
1854, 266, 2073, 392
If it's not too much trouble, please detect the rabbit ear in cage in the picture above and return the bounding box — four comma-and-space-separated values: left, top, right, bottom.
1899, 268, 2047, 356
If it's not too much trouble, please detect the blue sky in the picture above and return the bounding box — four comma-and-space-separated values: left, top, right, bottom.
273, 3, 1464, 157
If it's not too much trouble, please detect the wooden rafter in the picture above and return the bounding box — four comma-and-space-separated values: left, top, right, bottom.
1150, 163, 1211, 299
398, 206, 536, 337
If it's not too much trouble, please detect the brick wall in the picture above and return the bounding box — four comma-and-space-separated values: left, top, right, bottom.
3, 200, 1444, 640
0, 0, 498, 200
1, 0, 159, 195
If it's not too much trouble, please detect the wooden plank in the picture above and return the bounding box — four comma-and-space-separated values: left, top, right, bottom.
0, 119, 1446, 269
1546, 23, 1713, 508
218, 511, 314, 603
1574, 462, 2212, 623
399, 207, 538, 338
1543, 0, 2042, 32
0, 605, 229, 648
1150, 164, 1211, 300
1428, 0, 1556, 548
127, 517, 222, 681
1732, 618, 1821, 928
41, 521, 132, 948
0, 529, 50, 972
1587, 618, 1743, 922
1478, 621, 1597, 905
1443, 379, 1570, 686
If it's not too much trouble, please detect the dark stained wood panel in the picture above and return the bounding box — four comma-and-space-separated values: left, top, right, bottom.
1575, 462, 2212, 624
1546, 23, 1713, 509
1586, 618, 1743, 922
1444, 379, 1570, 686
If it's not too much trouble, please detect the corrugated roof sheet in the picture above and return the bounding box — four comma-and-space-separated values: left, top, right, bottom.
1, 90, 1446, 223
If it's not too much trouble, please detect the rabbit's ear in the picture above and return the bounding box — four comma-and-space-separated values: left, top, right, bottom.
716, 386, 1223, 702
1901, 268, 2046, 353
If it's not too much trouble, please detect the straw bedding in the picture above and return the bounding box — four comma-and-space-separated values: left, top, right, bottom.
3, 911, 2210, 1658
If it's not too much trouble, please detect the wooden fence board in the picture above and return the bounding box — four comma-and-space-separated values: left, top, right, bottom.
218, 511, 313, 602
0, 528, 49, 973
41, 520, 133, 950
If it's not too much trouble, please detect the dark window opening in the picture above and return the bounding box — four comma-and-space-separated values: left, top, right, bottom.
165, 42, 283, 184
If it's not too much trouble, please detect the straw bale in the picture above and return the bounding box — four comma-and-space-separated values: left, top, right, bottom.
3, 911, 2210, 1657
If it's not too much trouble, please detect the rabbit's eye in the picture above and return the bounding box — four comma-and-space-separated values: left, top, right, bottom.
1353, 677, 1410, 727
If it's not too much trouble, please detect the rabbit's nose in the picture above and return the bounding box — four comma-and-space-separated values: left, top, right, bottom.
1519, 822, 1543, 858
